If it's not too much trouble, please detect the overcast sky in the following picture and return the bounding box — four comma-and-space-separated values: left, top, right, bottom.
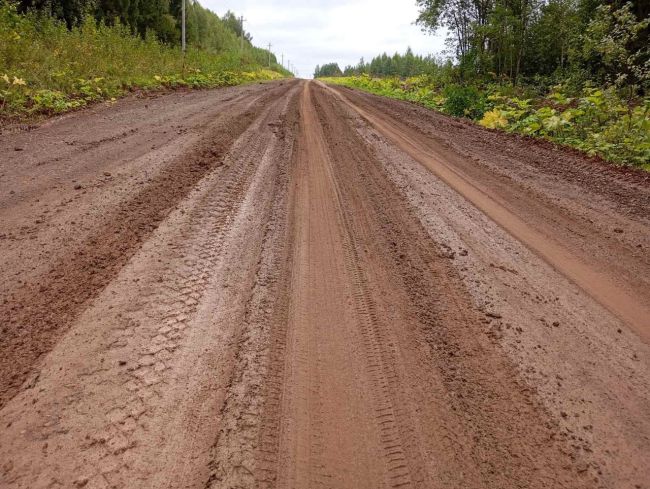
201, 0, 447, 78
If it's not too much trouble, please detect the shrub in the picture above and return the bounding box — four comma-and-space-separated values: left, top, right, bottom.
322, 75, 649, 168
442, 85, 486, 118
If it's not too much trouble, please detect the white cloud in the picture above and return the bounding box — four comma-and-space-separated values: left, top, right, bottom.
199, 0, 447, 78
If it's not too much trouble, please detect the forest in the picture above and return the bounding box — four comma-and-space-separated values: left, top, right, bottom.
1, 0, 289, 117
16, 0, 253, 51
318, 0, 649, 92
317, 0, 649, 167
314, 48, 445, 79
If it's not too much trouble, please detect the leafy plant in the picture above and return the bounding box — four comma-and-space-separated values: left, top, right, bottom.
324, 75, 649, 167
443, 85, 485, 118
479, 109, 508, 129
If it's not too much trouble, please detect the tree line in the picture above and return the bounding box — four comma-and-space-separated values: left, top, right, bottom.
15, 0, 274, 62
415, 0, 648, 90
316, 0, 648, 93
314, 48, 446, 78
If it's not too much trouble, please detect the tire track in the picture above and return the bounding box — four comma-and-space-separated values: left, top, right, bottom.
324, 83, 650, 341
312, 91, 429, 489
309, 81, 591, 488
0, 82, 300, 489
0, 81, 298, 408
336, 203, 425, 489
204, 84, 301, 489
266, 88, 330, 487
86, 83, 304, 489
353, 107, 650, 487
260, 81, 427, 489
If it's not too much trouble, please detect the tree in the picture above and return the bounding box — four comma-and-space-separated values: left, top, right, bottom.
527, 0, 580, 75
16, 0, 262, 53
221, 10, 251, 42
314, 63, 343, 77
575, 2, 650, 93
18, 0, 92, 28
415, 0, 648, 89
416, 0, 493, 60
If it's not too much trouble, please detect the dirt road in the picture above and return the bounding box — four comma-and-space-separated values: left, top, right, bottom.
1, 79, 648, 489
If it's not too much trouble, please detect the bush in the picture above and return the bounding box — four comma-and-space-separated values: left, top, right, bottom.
442, 85, 486, 118
322, 75, 649, 168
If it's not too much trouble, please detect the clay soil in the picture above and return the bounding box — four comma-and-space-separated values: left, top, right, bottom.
0, 80, 648, 489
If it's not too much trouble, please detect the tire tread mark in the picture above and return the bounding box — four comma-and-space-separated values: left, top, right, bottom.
312, 86, 428, 489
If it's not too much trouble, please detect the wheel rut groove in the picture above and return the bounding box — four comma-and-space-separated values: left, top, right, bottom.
325, 83, 650, 341
307, 82, 593, 488
0, 81, 298, 408
204, 84, 302, 489
325, 121, 425, 489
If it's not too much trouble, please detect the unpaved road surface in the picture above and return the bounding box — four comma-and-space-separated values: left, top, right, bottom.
1, 79, 649, 489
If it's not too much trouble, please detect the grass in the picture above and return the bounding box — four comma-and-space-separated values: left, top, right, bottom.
0, 2, 288, 119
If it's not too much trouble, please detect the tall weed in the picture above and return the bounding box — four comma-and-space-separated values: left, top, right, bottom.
0, 2, 286, 117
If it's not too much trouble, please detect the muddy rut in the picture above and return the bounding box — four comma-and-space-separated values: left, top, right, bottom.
1, 80, 649, 489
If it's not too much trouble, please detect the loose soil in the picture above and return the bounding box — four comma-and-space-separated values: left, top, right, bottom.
0, 80, 648, 489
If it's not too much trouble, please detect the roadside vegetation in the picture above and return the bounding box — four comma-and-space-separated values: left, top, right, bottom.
0, 0, 290, 119
317, 1, 649, 168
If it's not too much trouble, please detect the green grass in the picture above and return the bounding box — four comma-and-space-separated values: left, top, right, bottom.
323, 74, 650, 168
0, 2, 288, 118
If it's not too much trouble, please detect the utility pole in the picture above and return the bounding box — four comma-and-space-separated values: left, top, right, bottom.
181, 0, 186, 52
267, 42, 272, 68
239, 16, 246, 54
281, 54, 284, 69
